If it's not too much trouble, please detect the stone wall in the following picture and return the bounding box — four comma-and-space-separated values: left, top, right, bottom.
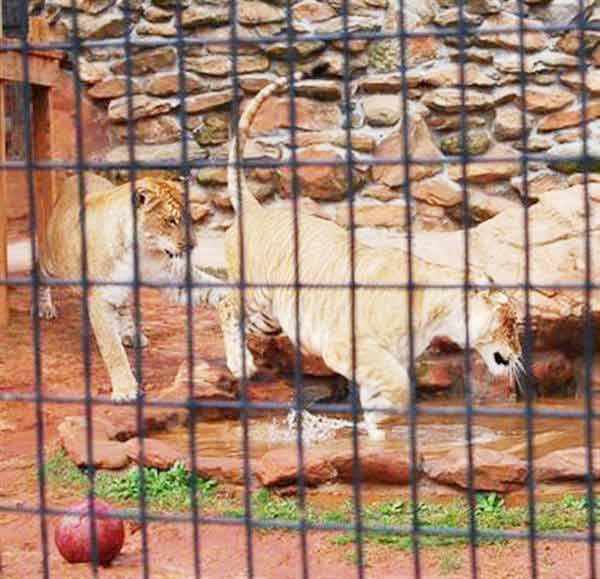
37, 0, 600, 236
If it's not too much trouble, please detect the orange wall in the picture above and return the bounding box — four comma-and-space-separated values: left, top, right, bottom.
7, 70, 111, 219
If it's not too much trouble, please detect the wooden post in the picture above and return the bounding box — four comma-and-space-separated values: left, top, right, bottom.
0, 80, 7, 328
32, 85, 56, 255
0, 1, 7, 328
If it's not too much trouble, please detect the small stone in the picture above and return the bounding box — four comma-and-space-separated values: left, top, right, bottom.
524, 88, 576, 113
125, 438, 186, 470
547, 142, 600, 175
106, 141, 208, 165
294, 130, 375, 152
136, 21, 177, 36
360, 183, 399, 201
143, 5, 172, 21
152, 0, 190, 6
535, 447, 600, 482
239, 0, 286, 24
494, 106, 530, 141
412, 175, 463, 206
77, 58, 110, 84
278, 144, 364, 201
513, 135, 553, 152
88, 77, 142, 99
293, 0, 337, 22
373, 115, 443, 186
448, 144, 521, 183
439, 130, 491, 155
557, 30, 600, 55
494, 54, 551, 75
194, 457, 245, 484
433, 7, 483, 26
426, 114, 487, 131
560, 70, 600, 96
357, 73, 403, 94
112, 47, 176, 75
361, 94, 402, 126
422, 88, 495, 112
292, 80, 342, 101
510, 172, 565, 198
197, 167, 228, 185
554, 129, 582, 144
145, 73, 202, 96
239, 74, 276, 93
418, 63, 498, 88
537, 103, 600, 132
108, 94, 175, 121
266, 41, 326, 59
250, 97, 341, 134
186, 55, 270, 76
423, 448, 527, 491
72, 12, 127, 39
182, 5, 229, 26
567, 173, 600, 186
448, 47, 494, 64
115, 115, 182, 145
192, 112, 229, 145
186, 90, 233, 114
466, 191, 521, 221
331, 449, 412, 484
54, 0, 115, 13
257, 448, 337, 487
531, 351, 574, 395
467, 0, 502, 14
335, 203, 409, 229
302, 50, 368, 77
476, 13, 549, 52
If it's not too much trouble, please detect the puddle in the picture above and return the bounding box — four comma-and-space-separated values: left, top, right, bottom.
155, 398, 600, 463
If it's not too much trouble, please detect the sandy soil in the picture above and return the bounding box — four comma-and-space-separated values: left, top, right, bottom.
1, 282, 600, 578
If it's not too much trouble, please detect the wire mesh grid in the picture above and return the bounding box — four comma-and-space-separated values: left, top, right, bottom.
1, 0, 599, 577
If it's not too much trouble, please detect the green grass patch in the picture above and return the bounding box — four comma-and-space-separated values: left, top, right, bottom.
46, 450, 217, 511
46, 452, 598, 550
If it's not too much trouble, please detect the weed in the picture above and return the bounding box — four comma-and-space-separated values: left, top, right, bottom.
439, 551, 463, 575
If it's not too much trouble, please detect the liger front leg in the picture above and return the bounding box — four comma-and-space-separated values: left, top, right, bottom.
217, 291, 258, 380
88, 289, 139, 401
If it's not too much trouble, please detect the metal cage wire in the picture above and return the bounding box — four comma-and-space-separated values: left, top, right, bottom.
0, 0, 598, 577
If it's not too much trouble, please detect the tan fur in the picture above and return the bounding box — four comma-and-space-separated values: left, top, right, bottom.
218, 75, 522, 437
41, 175, 204, 401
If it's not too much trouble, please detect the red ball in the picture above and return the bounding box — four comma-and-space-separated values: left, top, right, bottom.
54, 499, 125, 566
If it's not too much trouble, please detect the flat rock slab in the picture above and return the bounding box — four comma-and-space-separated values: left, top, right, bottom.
423, 448, 527, 492
125, 438, 187, 470
256, 446, 413, 487
58, 417, 129, 470
535, 447, 600, 482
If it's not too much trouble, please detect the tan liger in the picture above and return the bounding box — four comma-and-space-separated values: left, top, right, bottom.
40, 174, 206, 401
218, 74, 523, 439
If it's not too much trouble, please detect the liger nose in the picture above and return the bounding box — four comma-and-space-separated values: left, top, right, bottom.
494, 352, 510, 366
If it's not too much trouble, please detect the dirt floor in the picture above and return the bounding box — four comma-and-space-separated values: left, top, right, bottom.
2, 260, 600, 577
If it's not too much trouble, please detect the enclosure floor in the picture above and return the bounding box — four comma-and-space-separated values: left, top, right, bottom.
0, 283, 599, 577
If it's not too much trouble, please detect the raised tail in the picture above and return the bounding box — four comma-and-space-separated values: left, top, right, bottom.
228, 72, 304, 213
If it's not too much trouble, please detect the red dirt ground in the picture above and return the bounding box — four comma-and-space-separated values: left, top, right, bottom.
1, 281, 600, 577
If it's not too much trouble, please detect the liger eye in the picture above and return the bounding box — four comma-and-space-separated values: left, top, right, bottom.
167, 217, 178, 226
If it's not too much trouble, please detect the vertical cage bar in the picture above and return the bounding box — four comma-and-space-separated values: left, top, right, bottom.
516, 2, 538, 577
395, 0, 421, 575
19, 1, 50, 575
172, 1, 202, 577
228, 0, 256, 575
